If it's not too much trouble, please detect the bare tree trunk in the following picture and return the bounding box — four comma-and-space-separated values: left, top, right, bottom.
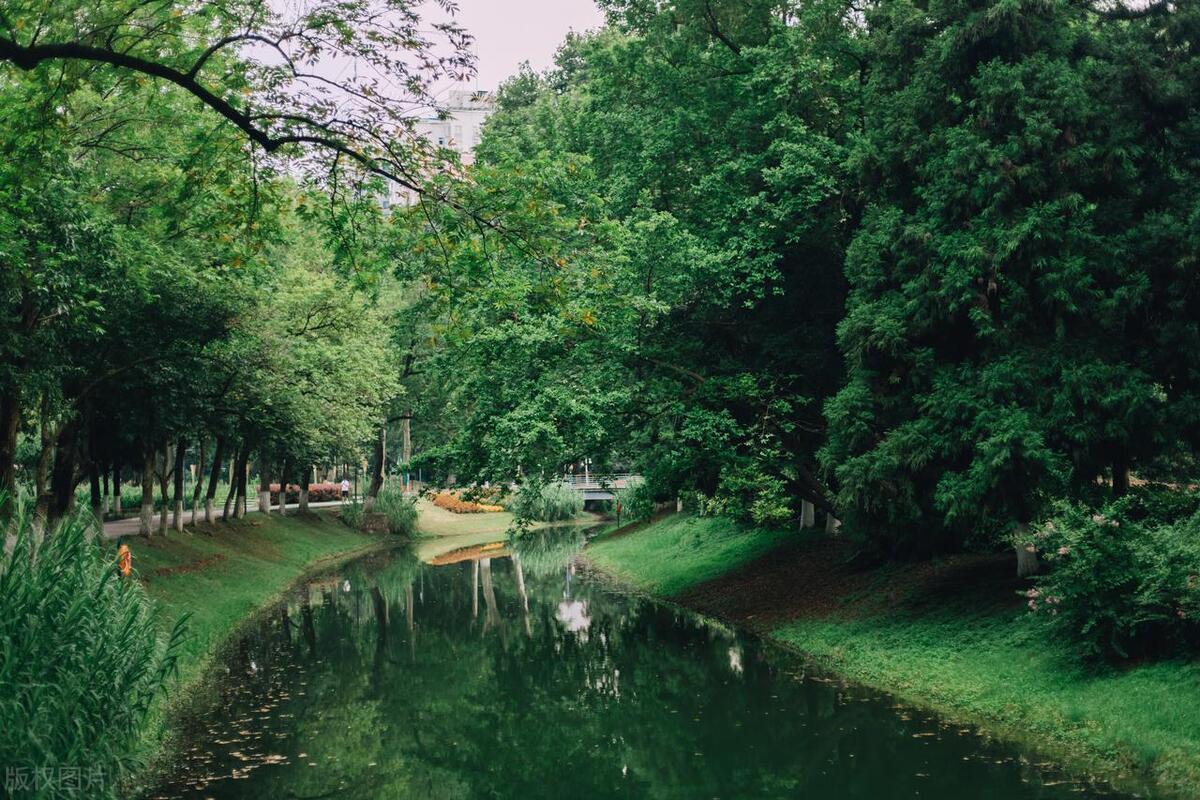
364, 425, 386, 512
191, 437, 206, 526
101, 465, 110, 517
157, 440, 171, 536
825, 512, 841, 534
172, 437, 186, 533
206, 436, 226, 524
139, 446, 155, 537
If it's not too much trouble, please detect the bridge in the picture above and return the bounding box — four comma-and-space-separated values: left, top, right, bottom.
563, 473, 639, 501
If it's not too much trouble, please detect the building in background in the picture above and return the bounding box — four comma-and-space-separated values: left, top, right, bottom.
383, 89, 495, 210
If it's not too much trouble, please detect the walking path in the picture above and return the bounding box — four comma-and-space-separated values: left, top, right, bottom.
101, 499, 351, 539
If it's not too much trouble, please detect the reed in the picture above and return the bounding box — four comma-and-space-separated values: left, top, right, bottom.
0, 499, 187, 798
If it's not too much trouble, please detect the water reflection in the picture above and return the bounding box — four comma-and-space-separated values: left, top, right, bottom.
153, 531, 1139, 800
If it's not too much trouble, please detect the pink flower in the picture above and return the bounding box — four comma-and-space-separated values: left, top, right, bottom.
1028, 599, 1038, 610
1092, 514, 1106, 524
1057, 546, 1070, 556
1025, 588, 1040, 599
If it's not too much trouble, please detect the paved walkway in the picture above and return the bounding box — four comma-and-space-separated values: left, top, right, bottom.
101, 499, 351, 539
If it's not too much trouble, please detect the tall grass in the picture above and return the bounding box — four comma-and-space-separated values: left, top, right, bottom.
375, 484, 419, 536
0, 500, 187, 798
512, 481, 584, 522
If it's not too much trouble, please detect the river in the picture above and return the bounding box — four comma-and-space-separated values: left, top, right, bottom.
149, 527, 1138, 799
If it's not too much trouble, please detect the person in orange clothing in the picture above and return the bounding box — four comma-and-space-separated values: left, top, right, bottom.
116, 538, 132, 578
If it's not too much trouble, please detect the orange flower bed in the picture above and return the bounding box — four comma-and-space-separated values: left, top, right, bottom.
432, 491, 504, 514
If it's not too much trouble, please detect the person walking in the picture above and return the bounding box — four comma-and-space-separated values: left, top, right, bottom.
340, 477, 351, 501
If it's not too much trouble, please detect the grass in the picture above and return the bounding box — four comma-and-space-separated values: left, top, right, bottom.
777, 613, 1200, 796
586, 513, 796, 596
584, 512, 1200, 798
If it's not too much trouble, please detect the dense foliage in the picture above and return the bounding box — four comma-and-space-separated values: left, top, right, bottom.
511, 481, 586, 523
0, 504, 186, 797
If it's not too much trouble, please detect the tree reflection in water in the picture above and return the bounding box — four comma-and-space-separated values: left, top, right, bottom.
152, 531, 1134, 800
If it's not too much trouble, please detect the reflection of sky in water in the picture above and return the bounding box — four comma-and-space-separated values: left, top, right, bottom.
556, 599, 590, 632
151, 540, 1143, 800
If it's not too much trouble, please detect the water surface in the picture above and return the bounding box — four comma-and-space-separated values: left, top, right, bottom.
152, 530, 1138, 799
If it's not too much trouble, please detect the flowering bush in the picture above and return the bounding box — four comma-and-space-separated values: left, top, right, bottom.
432, 491, 504, 514
270, 482, 343, 504
1027, 500, 1200, 660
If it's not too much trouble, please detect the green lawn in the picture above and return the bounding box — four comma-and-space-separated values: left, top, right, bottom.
585, 512, 1200, 798
586, 513, 796, 596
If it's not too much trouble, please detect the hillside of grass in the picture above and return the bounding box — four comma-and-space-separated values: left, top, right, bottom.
586, 513, 797, 596
586, 512, 1200, 798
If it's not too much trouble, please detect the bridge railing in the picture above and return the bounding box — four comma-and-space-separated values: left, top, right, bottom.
562, 473, 639, 489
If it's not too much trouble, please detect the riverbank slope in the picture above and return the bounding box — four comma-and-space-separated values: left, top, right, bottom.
126, 512, 384, 792
586, 513, 1200, 798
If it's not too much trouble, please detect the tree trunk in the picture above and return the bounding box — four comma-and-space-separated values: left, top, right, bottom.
230, 442, 249, 520
89, 460, 102, 521
800, 499, 816, 528
0, 387, 19, 501
101, 466, 110, 517
191, 437, 206, 526
401, 409, 412, 492
172, 437, 186, 533
299, 464, 312, 513
48, 418, 80, 526
258, 459, 272, 514
205, 436, 226, 524
277, 458, 288, 517
1015, 524, 1040, 577
32, 396, 53, 540
112, 461, 122, 517
825, 512, 841, 534
139, 446, 155, 537
157, 441, 171, 536
1112, 454, 1130, 497
364, 425, 386, 512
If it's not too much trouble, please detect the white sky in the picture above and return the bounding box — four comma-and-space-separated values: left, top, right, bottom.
438, 0, 606, 92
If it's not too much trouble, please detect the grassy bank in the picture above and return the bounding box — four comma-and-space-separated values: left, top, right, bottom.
587, 513, 795, 595
127, 512, 383, 788
585, 513, 1200, 798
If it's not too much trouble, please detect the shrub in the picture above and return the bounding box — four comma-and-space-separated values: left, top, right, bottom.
270, 482, 343, 504
1027, 500, 1200, 660
375, 485, 419, 536
512, 481, 584, 522
0, 501, 187, 797
340, 497, 365, 530
616, 476, 654, 522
